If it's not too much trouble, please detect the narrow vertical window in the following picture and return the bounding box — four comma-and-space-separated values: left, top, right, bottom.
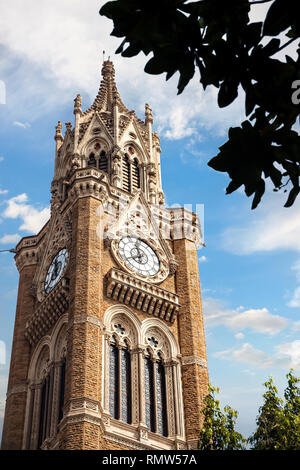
132, 158, 140, 190
87, 152, 96, 167
38, 375, 50, 448
144, 355, 155, 432
99, 151, 108, 172
121, 344, 131, 424
109, 340, 119, 419
58, 358, 66, 424
156, 359, 168, 437
122, 155, 131, 192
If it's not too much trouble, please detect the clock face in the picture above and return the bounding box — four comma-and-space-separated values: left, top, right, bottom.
44, 248, 68, 294
118, 237, 160, 277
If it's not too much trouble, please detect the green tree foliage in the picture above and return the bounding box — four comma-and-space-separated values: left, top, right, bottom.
249, 370, 300, 449
198, 384, 246, 450
100, 0, 300, 209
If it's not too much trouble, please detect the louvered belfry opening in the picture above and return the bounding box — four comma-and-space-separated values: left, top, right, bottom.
132, 158, 140, 190
122, 155, 131, 192
87, 152, 96, 168
99, 150, 108, 172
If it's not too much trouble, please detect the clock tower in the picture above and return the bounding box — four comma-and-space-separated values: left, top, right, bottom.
1, 60, 209, 450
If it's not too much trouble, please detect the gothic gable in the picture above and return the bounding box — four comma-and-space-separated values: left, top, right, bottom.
104, 190, 177, 284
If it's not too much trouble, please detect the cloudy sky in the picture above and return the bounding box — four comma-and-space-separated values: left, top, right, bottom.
0, 0, 299, 441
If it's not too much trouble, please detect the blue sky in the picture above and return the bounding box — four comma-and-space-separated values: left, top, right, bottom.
0, 0, 299, 442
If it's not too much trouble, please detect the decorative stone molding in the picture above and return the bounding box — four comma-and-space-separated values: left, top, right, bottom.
181, 356, 208, 369
105, 268, 180, 323
72, 315, 104, 330
66, 397, 100, 414
25, 279, 69, 346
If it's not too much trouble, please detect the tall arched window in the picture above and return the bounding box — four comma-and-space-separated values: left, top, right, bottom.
132, 158, 140, 190
99, 150, 108, 173
103, 308, 185, 447
109, 336, 132, 424
144, 352, 155, 433
58, 357, 66, 425
121, 342, 132, 424
144, 350, 168, 437
109, 337, 119, 420
25, 317, 68, 450
156, 355, 168, 437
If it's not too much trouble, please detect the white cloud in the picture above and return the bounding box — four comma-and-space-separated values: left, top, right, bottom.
228, 308, 287, 336
214, 341, 300, 370
0, 189, 8, 195
0, 157, 4, 162
13, 121, 30, 129
204, 297, 288, 335
235, 333, 245, 340
198, 255, 207, 263
0, 234, 20, 245
222, 196, 300, 255
287, 259, 300, 307
276, 340, 300, 367
2, 193, 50, 234
214, 343, 276, 368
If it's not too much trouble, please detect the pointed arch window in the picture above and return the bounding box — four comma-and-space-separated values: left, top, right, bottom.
99, 150, 108, 173
103, 312, 185, 446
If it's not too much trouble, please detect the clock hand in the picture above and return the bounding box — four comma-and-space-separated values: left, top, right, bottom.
127, 255, 141, 261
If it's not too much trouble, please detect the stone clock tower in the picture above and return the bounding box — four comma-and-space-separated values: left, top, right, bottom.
1, 60, 209, 450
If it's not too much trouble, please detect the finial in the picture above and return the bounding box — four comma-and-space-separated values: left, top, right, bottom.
103, 50, 105, 63
145, 103, 153, 124
55, 121, 63, 140
65, 122, 72, 133
101, 59, 115, 79
74, 94, 82, 114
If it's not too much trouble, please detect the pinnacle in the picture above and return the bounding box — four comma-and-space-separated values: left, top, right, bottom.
101, 59, 115, 79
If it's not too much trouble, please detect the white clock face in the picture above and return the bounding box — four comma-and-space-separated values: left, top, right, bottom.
118, 237, 160, 277
44, 248, 68, 294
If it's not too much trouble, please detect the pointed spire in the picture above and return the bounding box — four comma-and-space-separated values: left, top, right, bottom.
83, 57, 128, 115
